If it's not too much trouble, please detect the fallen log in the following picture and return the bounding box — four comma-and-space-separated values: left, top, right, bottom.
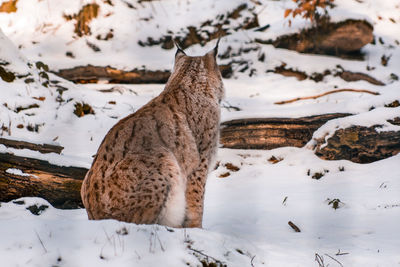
270, 63, 385, 85
314, 126, 400, 163
256, 19, 373, 58
0, 152, 87, 208
55, 65, 171, 84
0, 138, 64, 154
220, 113, 352, 150
55, 64, 233, 84
2, 113, 398, 207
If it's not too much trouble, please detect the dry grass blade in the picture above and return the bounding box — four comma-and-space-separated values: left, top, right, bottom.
275, 88, 379, 105
288, 221, 301, 232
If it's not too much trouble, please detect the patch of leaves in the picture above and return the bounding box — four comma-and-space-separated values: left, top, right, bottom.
0, 0, 18, 13
86, 40, 101, 52
15, 103, 40, 113
387, 117, 400, 126
268, 155, 283, 164
219, 172, 230, 178
381, 54, 391, 66
138, 3, 258, 50
64, 3, 99, 37
326, 198, 344, 210
12, 200, 25, 205
116, 226, 129, 235
73, 102, 95, 117
384, 100, 399, 108
24, 78, 35, 83
26, 204, 49, 215
0, 65, 16, 82
26, 123, 42, 132
35, 61, 49, 72
308, 169, 329, 180
284, 0, 335, 26
224, 163, 240, 172
390, 73, 399, 82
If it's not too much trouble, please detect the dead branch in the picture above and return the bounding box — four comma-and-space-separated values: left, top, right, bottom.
315, 253, 326, 267
324, 253, 344, 267
187, 246, 225, 266
275, 88, 379, 105
0, 138, 64, 154
288, 221, 301, 232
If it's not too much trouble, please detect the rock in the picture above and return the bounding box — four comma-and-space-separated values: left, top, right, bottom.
314, 126, 400, 163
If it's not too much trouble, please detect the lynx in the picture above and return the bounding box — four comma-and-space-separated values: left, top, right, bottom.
81, 41, 224, 228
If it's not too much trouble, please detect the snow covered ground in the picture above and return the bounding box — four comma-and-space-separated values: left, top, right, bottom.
1, 0, 400, 266
1, 149, 399, 266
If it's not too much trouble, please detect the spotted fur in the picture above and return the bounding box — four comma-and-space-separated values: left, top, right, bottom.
81, 44, 224, 228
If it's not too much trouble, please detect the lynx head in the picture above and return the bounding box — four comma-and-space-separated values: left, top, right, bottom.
168, 39, 224, 102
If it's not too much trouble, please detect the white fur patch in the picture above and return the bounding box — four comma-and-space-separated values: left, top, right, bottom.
158, 174, 186, 227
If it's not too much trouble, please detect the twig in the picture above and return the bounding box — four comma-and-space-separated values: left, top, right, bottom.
288, 221, 301, 232
35, 230, 47, 253
187, 246, 225, 265
335, 249, 349, 256
325, 253, 344, 267
154, 228, 165, 252
250, 255, 256, 267
275, 88, 380, 105
315, 253, 325, 267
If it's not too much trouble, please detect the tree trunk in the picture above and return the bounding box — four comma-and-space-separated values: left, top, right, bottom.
220, 113, 351, 150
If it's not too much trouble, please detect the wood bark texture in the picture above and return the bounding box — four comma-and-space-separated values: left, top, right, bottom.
314, 126, 400, 163
0, 152, 87, 208
220, 113, 352, 150
56, 64, 233, 84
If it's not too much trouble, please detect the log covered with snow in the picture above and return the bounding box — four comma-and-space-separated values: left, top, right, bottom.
220, 113, 352, 150
56, 64, 233, 84
256, 19, 373, 57
314, 125, 400, 163
2, 113, 400, 208
0, 152, 87, 209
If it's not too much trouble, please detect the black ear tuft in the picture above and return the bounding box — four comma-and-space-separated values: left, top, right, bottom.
174, 40, 186, 58
213, 37, 221, 57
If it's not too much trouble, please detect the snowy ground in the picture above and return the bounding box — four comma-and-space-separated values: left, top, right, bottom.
1, 149, 399, 266
1, 0, 400, 266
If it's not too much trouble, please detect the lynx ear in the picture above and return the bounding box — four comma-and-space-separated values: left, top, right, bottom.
207, 37, 221, 58
174, 41, 186, 59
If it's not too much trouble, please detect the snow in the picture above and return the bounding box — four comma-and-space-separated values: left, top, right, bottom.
5, 168, 37, 178
0, 150, 399, 266
0, 0, 400, 266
